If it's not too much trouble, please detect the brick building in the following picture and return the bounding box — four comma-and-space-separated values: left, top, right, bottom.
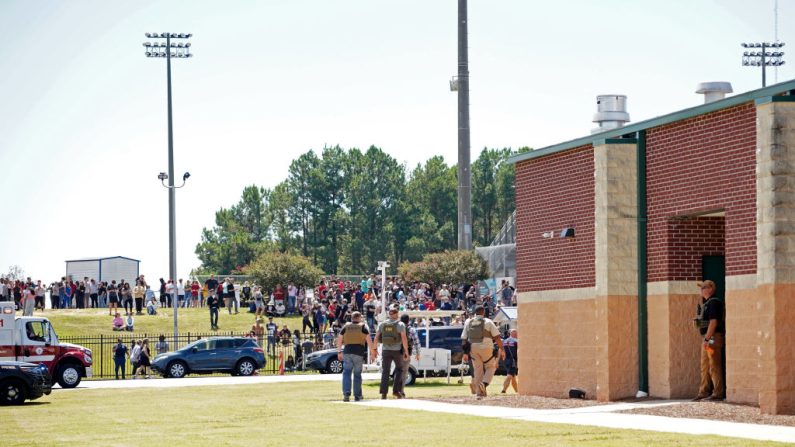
506, 80, 795, 414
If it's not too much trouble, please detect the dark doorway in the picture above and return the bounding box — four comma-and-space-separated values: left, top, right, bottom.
702, 255, 725, 299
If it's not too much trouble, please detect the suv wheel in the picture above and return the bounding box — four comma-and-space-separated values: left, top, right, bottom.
327, 358, 343, 374
168, 361, 187, 378
236, 359, 256, 376
0, 379, 27, 405
57, 365, 81, 388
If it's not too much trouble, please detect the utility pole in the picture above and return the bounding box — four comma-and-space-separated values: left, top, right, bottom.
456, 0, 472, 250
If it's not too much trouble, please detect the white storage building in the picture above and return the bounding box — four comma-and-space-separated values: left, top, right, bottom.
65, 256, 140, 284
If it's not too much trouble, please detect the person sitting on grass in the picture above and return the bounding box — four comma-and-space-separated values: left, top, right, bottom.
125, 314, 134, 332
145, 286, 157, 315
112, 313, 124, 331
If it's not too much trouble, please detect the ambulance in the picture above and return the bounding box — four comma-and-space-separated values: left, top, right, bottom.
0, 302, 92, 388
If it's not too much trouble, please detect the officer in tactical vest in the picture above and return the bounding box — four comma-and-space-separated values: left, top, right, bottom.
336, 311, 375, 402
692, 280, 725, 401
374, 306, 409, 399
462, 305, 505, 399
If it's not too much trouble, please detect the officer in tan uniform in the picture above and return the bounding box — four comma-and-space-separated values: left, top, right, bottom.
462, 305, 505, 399
336, 311, 375, 402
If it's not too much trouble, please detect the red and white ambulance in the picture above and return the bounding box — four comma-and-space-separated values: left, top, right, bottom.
0, 302, 92, 388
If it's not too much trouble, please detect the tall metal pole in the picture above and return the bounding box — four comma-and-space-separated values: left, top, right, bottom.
457, 0, 472, 250
761, 43, 767, 87
166, 35, 178, 345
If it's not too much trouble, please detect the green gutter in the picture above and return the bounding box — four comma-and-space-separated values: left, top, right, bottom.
507, 79, 795, 165
636, 130, 648, 394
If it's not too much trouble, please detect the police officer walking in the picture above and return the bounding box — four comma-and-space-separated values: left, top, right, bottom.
462, 305, 505, 399
373, 306, 409, 399
336, 311, 375, 402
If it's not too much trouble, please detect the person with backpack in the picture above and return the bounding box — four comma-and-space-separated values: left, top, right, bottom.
374, 306, 409, 400
692, 280, 725, 401
461, 305, 505, 400
337, 312, 375, 402
112, 338, 130, 380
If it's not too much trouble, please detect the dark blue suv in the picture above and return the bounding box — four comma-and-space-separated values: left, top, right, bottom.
151, 337, 265, 378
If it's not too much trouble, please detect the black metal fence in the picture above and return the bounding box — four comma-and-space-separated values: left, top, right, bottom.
62, 331, 340, 379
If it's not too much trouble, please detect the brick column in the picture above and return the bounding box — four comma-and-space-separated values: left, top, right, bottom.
594, 141, 639, 401
756, 97, 795, 414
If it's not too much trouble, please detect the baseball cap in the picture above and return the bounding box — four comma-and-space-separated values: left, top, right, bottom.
697, 280, 716, 290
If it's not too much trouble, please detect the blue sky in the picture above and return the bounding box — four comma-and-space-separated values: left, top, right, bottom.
0, 0, 791, 281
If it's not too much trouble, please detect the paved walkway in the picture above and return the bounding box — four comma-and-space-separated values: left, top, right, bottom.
63, 373, 382, 390
354, 399, 795, 444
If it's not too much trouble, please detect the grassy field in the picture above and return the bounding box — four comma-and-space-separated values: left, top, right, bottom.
0, 379, 780, 447
33, 308, 303, 338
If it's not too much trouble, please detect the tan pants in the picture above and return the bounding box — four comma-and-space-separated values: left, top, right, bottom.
471, 345, 497, 394
697, 333, 725, 398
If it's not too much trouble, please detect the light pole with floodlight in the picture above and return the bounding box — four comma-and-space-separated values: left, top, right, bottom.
741, 42, 785, 87
144, 32, 193, 346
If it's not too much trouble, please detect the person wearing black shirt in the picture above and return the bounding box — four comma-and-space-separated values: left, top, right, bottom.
207, 293, 219, 330
693, 280, 725, 401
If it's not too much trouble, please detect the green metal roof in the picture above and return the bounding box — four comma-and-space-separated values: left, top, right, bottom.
507, 79, 795, 165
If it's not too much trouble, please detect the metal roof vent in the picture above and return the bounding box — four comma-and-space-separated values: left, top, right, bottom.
696, 82, 733, 103
592, 95, 630, 134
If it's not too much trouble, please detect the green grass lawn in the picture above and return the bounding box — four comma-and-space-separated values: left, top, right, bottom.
36, 308, 303, 338
0, 380, 780, 447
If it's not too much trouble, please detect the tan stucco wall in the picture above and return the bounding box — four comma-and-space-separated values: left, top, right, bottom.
725, 275, 761, 405
594, 142, 639, 401
647, 281, 701, 398
756, 99, 795, 414
517, 290, 597, 398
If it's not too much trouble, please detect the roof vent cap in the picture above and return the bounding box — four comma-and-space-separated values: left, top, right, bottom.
592, 95, 630, 134
696, 82, 733, 103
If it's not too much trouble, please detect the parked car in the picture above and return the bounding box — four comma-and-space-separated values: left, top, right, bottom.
151, 337, 265, 378
303, 348, 344, 374
0, 361, 52, 405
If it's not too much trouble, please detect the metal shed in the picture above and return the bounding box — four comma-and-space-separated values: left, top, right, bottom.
65, 256, 140, 284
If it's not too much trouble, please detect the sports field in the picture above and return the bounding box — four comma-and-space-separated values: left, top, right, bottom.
0, 379, 782, 447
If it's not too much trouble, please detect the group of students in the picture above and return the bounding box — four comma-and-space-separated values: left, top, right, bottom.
111, 335, 170, 380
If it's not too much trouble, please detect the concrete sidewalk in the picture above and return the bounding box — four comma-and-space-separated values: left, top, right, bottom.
62, 373, 382, 390
354, 399, 795, 444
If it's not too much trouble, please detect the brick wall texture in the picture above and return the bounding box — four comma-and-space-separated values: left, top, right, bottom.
515, 146, 595, 292
646, 103, 757, 281
658, 216, 726, 281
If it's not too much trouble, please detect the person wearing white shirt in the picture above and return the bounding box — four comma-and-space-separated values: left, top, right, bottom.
177, 279, 186, 308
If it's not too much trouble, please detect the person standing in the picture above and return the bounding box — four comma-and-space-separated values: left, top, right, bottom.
207, 291, 219, 330
112, 338, 129, 380
287, 282, 297, 315
134, 338, 151, 379
363, 294, 377, 332
337, 311, 374, 402
462, 305, 505, 400
159, 278, 167, 308
165, 279, 176, 308
155, 334, 170, 355
374, 307, 409, 400
34, 281, 46, 311
177, 279, 186, 309
190, 280, 200, 308
693, 280, 725, 401
266, 317, 278, 356
22, 286, 35, 316
89, 279, 98, 308
121, 280, 133, 315
399, 313, 421, 398
107, 280, 119, 316
133, 280, 145, 315
130, 339, 142, 376
501, 328, 519, 394
252, 318, 265, 348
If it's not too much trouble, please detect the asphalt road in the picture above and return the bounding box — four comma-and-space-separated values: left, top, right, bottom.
59, 373, 382, 390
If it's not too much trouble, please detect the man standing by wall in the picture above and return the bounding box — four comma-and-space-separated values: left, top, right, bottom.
337, 311, 374, 402
462, 305, 505, 399
374, 306, 408, 400
693, 280, 725, 401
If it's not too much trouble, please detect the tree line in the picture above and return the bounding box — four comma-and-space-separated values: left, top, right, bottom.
195, 145, 528, 275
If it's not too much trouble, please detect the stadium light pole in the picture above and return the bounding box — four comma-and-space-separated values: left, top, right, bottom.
450, 0, 472, 250
741, 42, 785, 87
144, 32, 193, 346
